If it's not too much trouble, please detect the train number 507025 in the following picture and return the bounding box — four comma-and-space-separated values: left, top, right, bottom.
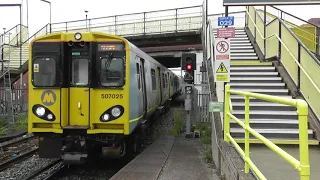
101, 94, 123, 99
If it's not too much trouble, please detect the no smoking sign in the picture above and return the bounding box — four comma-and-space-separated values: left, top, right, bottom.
214, 38, 230, 60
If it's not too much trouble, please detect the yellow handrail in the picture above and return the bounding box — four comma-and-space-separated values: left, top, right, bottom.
245, 8, 320, 96
224, 84, 310, 180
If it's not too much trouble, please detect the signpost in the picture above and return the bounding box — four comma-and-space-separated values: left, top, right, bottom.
217, 27, 235, 38
218, 16, 234, 27
214, 38, 230, 82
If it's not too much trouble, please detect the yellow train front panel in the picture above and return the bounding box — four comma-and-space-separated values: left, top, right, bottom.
28, 32, 131, 135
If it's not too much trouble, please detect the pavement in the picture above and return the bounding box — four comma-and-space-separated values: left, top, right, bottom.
157, 136, 220, 180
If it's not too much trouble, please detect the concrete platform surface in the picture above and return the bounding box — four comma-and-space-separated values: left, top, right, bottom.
157, 137, 219, 180
247, 144, 320, 180
109, 136, 175, 180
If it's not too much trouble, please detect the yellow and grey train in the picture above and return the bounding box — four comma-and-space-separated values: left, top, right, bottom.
28, 31, 182, 164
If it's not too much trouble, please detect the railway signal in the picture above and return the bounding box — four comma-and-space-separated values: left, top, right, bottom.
181, 53, 196, 84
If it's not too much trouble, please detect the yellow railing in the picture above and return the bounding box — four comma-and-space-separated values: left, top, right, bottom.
256, 9, 318, 54
247, 6, 320, 121
223, 84, 310, 180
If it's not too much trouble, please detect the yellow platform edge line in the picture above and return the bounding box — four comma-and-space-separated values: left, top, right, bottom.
234, 138, 319, 145
231, 60, 273, 66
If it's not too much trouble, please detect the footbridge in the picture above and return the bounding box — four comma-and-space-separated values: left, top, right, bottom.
1, 1, 320, 179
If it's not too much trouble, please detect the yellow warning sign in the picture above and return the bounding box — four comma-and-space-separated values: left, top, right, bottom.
34, 64, 39, 73
216, 62, 228, 73
216, 74, 229, 81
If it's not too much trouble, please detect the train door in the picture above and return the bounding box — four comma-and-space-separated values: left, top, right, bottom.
157, 67, 162, 105
68, 56, 90, 127
140, 58, 147, 118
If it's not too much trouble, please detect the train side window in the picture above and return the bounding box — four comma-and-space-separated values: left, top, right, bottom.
164, 74, 168, 88
151, 69, 156, 91
32, 57, 56, 87
72, 58, 89, 86
136, 63, 141, 90
162, 73, 165, 88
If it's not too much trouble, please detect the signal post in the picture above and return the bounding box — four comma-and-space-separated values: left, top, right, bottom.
181, 53, 196, 138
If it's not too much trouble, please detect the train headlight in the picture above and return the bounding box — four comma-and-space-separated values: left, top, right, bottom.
111, 107, 121, 117
74, 32, 82, 40
102, 114, 110, 121
47, 114, 53, 120
36, 107, 46, 117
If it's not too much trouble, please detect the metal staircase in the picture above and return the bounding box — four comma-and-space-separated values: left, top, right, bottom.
213, 28, 319, 145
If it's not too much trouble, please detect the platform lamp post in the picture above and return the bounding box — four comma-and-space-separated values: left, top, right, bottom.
85, 10, 89, 31
40, 0, 51, 33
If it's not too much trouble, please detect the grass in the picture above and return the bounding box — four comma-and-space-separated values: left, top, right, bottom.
0, 113, 28, 136
194, 122, 213, 163
168, 109, 184, 136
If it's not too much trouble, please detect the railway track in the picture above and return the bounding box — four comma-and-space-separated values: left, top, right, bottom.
22, 159, 64, 180
0, 135, 39, 171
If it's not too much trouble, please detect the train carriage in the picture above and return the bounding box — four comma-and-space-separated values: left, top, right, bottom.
28, 32, 181, 164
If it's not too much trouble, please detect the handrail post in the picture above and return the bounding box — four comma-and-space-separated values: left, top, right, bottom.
296, 99, 310, 180
244, 95, 250, 173
224, 84, 231, 142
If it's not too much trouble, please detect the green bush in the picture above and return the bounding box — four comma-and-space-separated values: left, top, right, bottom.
195, 122, 212, 145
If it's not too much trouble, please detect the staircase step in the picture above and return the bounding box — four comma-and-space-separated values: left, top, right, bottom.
230, 95, 293, 102
230, 83, 286, 89
230, 49, 255, 53
230, 88, 289, 95
231, 46, 253, 50
230, 66, 275, 72
230, 42, 252, 46
230, 53, 257, 56
230, 72, 278, 77
230, 128, 314, 139
230, 38, 249, 41
232, 110, 296, 119
231, 102, 295, 111
231, 56, 259, 60
230, 119, 299, 129
230, 77, 282, 83
230, 40, 250, 43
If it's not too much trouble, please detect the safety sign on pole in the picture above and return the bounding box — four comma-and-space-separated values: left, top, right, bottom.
214, 38, 230, 82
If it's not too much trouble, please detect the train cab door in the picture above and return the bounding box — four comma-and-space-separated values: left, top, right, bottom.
68, 55, 90, 128
140, 58, 147, 118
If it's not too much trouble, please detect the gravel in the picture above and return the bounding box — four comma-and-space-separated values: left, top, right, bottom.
0, 154, 58, 180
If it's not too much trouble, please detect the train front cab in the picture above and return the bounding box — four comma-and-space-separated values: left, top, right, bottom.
28, 32, 131, 163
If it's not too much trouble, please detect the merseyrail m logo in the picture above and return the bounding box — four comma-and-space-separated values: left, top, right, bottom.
41, 90, 56, 106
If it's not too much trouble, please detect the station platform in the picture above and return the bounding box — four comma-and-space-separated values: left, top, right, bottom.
110, 135, 218, 180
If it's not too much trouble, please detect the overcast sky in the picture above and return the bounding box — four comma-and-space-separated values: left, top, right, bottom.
0, 0, 319, 36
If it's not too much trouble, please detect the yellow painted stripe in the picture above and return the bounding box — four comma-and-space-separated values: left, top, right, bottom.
234, 138, 319, 145
129, 114, 144, 123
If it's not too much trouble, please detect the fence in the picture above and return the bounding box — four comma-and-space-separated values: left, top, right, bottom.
50, 5, 203, 36
0, 88, 28, 115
